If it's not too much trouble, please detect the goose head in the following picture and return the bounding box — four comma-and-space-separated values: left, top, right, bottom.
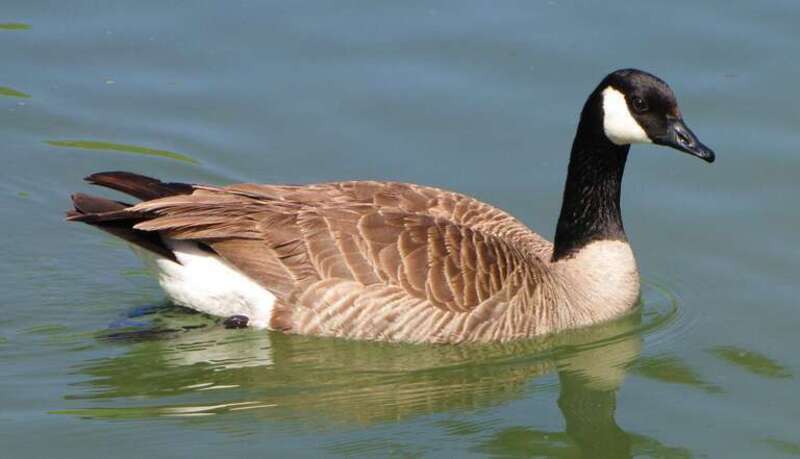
595, 68, 715, 163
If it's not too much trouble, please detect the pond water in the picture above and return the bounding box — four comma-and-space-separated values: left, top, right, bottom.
1, 1, 798, 457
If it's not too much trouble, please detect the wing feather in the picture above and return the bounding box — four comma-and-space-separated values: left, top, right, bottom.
119, 180, 552, 342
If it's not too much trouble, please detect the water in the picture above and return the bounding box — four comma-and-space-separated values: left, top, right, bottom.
1, 1, 798, 457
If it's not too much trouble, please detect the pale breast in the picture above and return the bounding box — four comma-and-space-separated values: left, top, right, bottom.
549, 240, 641, 329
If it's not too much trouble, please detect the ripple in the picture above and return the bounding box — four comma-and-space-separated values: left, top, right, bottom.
632, 353, 722, 393
46, 140, 199, 164
0, 23, 30, 31
637, 279, 695, 350
0, 87, 30, 98
52, 401, 273, 419
709, 346, 792, 379
762, 437, 800, 456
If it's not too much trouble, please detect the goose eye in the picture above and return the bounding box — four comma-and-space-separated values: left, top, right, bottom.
631, 96, 648, 113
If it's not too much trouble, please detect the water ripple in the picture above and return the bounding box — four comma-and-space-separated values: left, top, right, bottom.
46, 139, 199, 164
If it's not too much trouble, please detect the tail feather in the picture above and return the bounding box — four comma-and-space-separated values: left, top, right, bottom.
67, 171, 196, 262
71, 192, 129, 213
85, 171, 194, 201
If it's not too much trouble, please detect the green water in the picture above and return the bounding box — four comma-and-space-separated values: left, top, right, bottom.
1, 1, 798, 457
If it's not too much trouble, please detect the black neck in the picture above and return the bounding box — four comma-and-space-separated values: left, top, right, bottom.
552, 93, 630, 261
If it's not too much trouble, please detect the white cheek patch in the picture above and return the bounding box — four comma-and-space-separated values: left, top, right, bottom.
601, 87, 652, 145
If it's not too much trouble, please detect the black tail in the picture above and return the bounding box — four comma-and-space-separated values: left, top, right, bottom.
67, 171, 195, 262
85, 171, 194, 201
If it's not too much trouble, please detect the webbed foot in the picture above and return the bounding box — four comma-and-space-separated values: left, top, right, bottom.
223, 315, 249, 329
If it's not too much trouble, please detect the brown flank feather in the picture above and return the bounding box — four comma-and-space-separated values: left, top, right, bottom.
68, 172, 561, 343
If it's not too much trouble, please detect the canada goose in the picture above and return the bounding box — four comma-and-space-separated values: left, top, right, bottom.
67, 68, 714, 344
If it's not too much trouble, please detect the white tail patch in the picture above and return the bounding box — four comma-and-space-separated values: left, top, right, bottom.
601, 87, 651, 145
133, 239, 276, 328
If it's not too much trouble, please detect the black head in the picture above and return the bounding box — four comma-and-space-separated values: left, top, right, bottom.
595, 68, 715, 163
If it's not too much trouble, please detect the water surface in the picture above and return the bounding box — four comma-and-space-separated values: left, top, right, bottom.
1, 1, 798, 457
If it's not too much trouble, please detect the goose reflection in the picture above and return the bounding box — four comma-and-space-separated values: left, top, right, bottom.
64, 305, 686, 457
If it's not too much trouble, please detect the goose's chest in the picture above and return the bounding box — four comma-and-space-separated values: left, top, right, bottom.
551, 240, 640, 325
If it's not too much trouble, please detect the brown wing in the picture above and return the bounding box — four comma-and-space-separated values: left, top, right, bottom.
204, 181, 553, 259
130, 185, 552, 343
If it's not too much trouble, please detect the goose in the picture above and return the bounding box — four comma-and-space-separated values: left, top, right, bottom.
67, 68, 715, 344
